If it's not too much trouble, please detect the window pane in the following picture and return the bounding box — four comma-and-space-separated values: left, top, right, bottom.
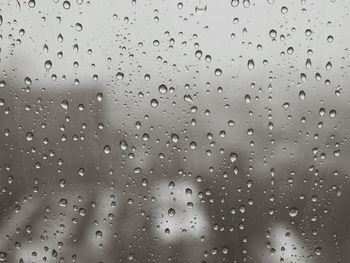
0, 1, 349, 262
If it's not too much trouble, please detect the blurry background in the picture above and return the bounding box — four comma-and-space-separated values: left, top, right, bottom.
0, 0, 350, 262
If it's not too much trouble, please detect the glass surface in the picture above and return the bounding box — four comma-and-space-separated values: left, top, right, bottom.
0, 0, 349, 262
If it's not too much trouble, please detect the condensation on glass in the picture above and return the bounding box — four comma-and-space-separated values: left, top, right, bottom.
0, 0, 349, 262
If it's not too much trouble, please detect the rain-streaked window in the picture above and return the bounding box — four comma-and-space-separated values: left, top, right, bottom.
0, 0, 349, 262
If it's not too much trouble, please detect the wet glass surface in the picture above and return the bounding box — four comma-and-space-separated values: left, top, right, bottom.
0, 0, 350, 262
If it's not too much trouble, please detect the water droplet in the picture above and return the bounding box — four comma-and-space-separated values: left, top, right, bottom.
171, 133, 179, 143
305, 29, 312, 37
61, 99, 69, 110
183, 94, 193, 103
116, 72, 124, 80
44, 60, 52, 70
326, 61, 332, 70
327, 35, 334, 43
135, 121, 141, 129
305, 58, 312, 69
63, 1, 71, 9
336, 186, 342, 197
24, 77, 32, 85
96, 92, 103, 102
334, 149, 340, 157
79, 208, 86, 216
142, 133, 149, 141
190, 141, 196, 149
195, 50, 202, 58
243, 0, 250, 8
28, 0, 36, 8
0, 252, 7, 262
134, 167, 142, 174
315, 247, 322, 255
96, 230, 103, 239
26, 132, 34, 141
0, 80, 6, 88
168, 208, 176, 217
153, 39, 159, 46
59, 179, 65, 188
119, 139, 128, 150
103, 145, 111, 154
75, 23, 83, 31
269, 29, 277, 38
289, 207, 298, 217
230, 152, 237, 163
185, 188, 192, 196
281, 6, 288, 14
287, 46, 294, 55
59, 198, 68, 207
158, 84, 167, 94
215, 68, 222, 76
247, 59, 255, 70
231, 0, 239, 7
150, 98, 158, 107
205, 55, 212, 62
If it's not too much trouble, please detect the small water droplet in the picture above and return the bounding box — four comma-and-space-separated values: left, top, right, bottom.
315, 247, 322, 256
24, 77, 32, 85
142, 133, 149, 141
231, 0, 239, 7
184, 94, 193, 103
26, 132, 34, 141
96, 230, 103, 239
119, 139, 128, 150
63, 1, 71, 9
28, 0, 36, 8
44, 60, 52, 70
243, 0, 250, 8
75, 23, 83, 31
0, 80, 6, 88
159, 84, 167, 94
59, 198, 68, 207
215, 68, 222, 76
289, 207, 298, 217
103, 145, 111, 154
0, 252, 7, 262
96, 92, 103, 102
171, 133, 179, 143
269, 29, 277, 38
230, 152, 237, 163
327, 35, 334, 43
195, 50, 202, 58
326, 61, 332, 70
247, 59, 255, 70
281, 6, 288, 14
305, 58, 312, 69
168, 208, 176, 217
150, 98, 158, 108
116, 72, 124, 80
61, 99, 69, 110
